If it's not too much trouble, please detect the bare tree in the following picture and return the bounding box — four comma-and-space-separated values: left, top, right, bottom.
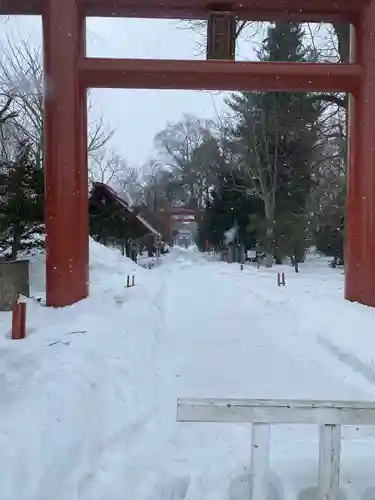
137, 160, 176, 211
0, 34, 116, 168
177, 19, 266, 59
88, 148, 123, 184
228, 94, 281, 266
308, 103, 346, 223
0, 94, 19, 162
154, 114, 219, 208
88, 146, 146, 207
87, 108, 116, 157
115, 165, 145, 207
182, 18, 348, 65
225, 81, 321, 266
0, 95, 16, 125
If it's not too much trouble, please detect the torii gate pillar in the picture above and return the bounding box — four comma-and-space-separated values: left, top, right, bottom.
43, 0, 89, 307
346, 0, 375, 306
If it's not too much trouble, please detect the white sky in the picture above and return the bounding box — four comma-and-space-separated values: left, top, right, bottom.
1, 16, 254, 167
0, 16, 329, 168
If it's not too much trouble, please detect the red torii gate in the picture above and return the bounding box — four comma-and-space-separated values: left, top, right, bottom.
1, 0, 374, 307
159, 207, 202, 241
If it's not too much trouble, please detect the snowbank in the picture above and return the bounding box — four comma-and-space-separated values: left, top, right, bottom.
0, 239, 160, 500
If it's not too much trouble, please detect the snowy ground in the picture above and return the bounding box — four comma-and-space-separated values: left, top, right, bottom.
2, 242, 375, 500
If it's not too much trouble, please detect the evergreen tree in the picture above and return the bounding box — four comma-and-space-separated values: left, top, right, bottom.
315, 187, 345, 265
0, 141, 44, 259
226, 22, 321, 265
198, 172, 263, 251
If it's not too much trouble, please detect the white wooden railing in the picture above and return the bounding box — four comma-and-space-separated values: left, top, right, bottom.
177, 398, 375, 500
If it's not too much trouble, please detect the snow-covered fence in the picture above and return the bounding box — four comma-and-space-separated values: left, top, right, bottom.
177, 398, 375, 500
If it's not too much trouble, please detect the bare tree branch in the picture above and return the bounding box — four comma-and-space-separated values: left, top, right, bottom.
0, 33, 117, 166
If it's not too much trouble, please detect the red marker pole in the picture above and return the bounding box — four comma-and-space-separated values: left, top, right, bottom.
12, 302, 26, 340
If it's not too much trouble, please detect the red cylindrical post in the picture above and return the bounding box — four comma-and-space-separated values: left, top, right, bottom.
12, 302, 26, 340
346, 2, 375, 306
43, 0, 88, 307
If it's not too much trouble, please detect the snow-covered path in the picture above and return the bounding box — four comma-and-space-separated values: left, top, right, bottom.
160, 252, 375, 402
79, 248, 375, 500
2, 244, 375, 500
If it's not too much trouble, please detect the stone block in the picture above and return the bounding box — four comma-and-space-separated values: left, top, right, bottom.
0, 259, 30, 311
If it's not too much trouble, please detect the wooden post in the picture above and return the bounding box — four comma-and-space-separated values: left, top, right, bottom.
250, 423, 271, 500
277, 272, 286, 286
346, 0, 375, 306
318, 424, 341, 500
43, 0, 88, 307
12, 302, 26, 340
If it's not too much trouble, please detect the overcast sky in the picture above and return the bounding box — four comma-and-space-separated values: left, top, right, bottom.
0, 17, 331, 168
0, 16, 248, 167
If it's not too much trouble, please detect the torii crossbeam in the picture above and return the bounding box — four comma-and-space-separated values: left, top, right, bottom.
1, 0, 375, 307
0, 0, 369, 21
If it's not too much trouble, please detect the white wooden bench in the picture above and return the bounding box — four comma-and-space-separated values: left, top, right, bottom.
177, 398, 375, 500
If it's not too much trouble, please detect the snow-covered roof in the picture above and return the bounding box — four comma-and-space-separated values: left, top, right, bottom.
91, 182, 161, 238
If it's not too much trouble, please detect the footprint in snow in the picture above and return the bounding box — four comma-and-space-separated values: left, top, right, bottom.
138, 472, 190, 500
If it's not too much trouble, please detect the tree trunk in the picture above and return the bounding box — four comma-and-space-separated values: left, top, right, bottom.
265, 231, 274, 267
333, 23, 350, 64
264, 201, 274, 268
274, 255, 282, 265
11, 226, 22, 261
291, 255, 299, 273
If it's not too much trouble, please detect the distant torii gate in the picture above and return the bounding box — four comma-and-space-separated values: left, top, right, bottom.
159, 207, 202, 242
1, 0, 374, 307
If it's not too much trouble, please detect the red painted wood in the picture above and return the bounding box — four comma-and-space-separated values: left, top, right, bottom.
43, 0, 89, 307
346, 0, 375, 307
0, 0, 365, 22
82, 0, 362, 22
12, 302, 26, 340
0, 0, 41, 15
79, 58, 362, 93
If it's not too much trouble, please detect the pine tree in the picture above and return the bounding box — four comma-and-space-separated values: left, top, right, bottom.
0, 141, 44, 259
198, 172, 263, 251
226, 22, 321, 264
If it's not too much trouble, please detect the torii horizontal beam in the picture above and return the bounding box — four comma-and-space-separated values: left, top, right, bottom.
79, 58, 362, 93
0, 0, 367, 23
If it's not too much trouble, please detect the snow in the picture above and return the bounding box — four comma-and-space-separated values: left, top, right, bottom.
223, 226, 237, 244
2, 241, 375, 499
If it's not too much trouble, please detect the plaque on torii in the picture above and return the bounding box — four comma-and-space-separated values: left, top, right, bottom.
206, 11, 236, 60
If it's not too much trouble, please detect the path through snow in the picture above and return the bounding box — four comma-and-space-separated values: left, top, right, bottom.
2, 244, 375, 499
